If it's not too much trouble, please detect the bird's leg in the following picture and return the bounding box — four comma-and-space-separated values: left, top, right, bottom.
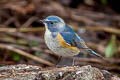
72, 57, 75, 66
55, 56, 62, 67
57, 56, 62, 63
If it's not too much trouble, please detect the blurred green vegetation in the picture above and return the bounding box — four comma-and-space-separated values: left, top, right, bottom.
105, 35, 118, 57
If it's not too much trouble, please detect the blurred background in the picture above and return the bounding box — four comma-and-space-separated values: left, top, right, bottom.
0, 0, 120, 76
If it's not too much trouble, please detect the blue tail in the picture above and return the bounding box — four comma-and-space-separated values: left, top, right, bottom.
86, 49, 103, 58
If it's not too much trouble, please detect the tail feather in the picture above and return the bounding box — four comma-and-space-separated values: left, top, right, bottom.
86, 49, 103, 58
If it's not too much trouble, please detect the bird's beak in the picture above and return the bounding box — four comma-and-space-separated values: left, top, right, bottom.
40, 19, 46, 23
40, 19, 50, 23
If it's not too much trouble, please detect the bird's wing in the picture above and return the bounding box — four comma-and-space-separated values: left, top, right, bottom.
59, 32, 103, 57
59, 32, 88, 49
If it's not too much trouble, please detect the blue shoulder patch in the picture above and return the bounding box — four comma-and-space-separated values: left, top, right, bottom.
60, 32, 77, 46
60, 24, 88, 49
63, 24, 76, 33
60, 32, 87, 49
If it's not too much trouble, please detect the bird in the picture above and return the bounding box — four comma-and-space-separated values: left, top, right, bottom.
40, 16, 103, 65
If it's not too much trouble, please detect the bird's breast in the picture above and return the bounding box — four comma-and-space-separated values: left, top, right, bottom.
44, 30, 80, 56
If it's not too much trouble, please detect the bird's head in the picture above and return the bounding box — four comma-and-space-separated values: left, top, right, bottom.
40, 16, 65, 32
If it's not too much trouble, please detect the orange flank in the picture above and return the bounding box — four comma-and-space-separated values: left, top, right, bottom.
57, 33, 78, 50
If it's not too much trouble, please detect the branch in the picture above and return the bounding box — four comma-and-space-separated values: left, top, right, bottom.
0, 26, 120, 35
0, 44, 54, 66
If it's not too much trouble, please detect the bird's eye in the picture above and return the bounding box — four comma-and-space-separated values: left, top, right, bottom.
50, 22, 53, 24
